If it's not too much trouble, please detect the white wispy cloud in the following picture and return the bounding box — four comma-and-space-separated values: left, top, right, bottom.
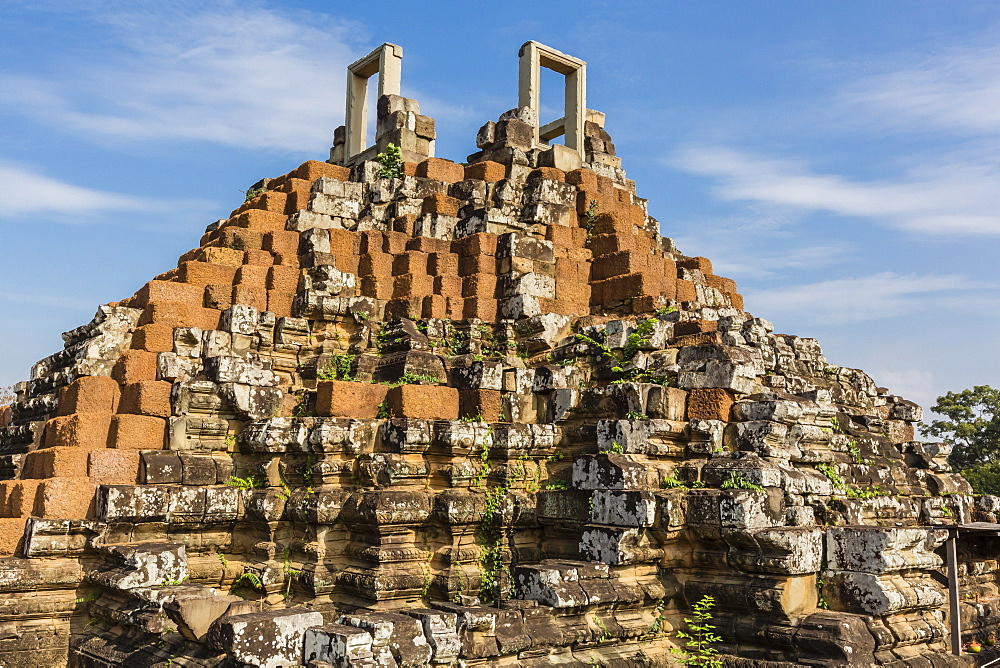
673, 146, 1000, 236
0, 5, 366, 153
743, 272, 980, 324
0, 161, 150, 219
840, 43, 1000, 137
0, 160, 215, 224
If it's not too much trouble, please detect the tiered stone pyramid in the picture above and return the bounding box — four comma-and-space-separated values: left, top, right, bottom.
0, 42, 991, 667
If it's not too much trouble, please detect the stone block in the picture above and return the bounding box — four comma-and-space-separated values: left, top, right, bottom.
112, 350, 160, 384
212, 608, 324, 668
572, 453, 649, 491
393, 273, 434, 299
392, 250, 430, 276
5, 480, 41, 517
23, 446, 92, 480
316, 381, 390, 419
198, 246, 245, 267
244, 244, 274, 268
179, 261, 239, 288
678, 256, 713, 274
422, 192, 461, 217
385, 385, 459, 420
218, 225, 264, 251
231, 209, 287, 234
462, 273, 497, 299
57, 375, 121, 415
416, 158, 465, 183
109, 414, 167, 450
646, 386, 687, 421
687, 388, 735, 421
452, 232, 498, 258
205, 283, 233, 310
88, 449, 141, 485
45, 412, 112, 449
267, 290, 295, 318
675, 278, 698, 302
264, 230, 300, 255
235, 264, 269, 290
141, 452, 183, 484
421, 294, 448, 319
288, 160, 350, 182
0, 518, 25, 555
304, 624, 374, 666
132, 280, 205, 309
163, 592, 246, 642
458, 254, 496, 276
267, 265, 300, 292
36, 477, 96, 519
463, 297, 497, 321
120, 380, 172, 417
459, 389, 502, 422
131, 322, 175, 353
433, 275, 462, 298
232, 284, 267, 311
465, 161, 506, 182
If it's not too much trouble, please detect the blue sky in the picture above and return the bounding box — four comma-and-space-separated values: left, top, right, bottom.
1, 0, 998, 413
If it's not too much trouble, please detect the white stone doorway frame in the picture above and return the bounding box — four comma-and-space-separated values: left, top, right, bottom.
344, 43, 403, 162
518, 41, 587, 158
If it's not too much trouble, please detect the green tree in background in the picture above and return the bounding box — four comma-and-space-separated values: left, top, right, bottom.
922, 385, 1000, 494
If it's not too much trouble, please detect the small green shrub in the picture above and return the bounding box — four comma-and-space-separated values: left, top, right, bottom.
661, 475, 686, 489
317, 353, 356, 381
720, 474, 764, 492
672, 594, 723, 667
226, 475, 264, 490
375, 143, 404, 179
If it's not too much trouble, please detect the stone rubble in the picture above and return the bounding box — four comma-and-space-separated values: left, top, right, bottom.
0, 41, 989, 668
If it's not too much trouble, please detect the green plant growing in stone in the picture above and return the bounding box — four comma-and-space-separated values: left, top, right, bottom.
592, 614, 613, 642
544, 481, 568, 491
672, 594, 723, 667
477, 482, 509, 602
582, 199, 599, 240
655, 305, 678, 317
846, 440, 872, 466
816, 578, 830, 609
576, 316, 661, 384
376, 400, 390, 419
226, 474, 264, 490
231, 571, 263, 592
647, 598, 668, 636
625, 411, 649, 420
375, 142, 404, 179
282, 548, 302, 599
471, 424, 495, 488
816, 462, 888, 499
241, 186, 265, 202
317, 353, 356, 381
661, 474, 686, 489
607, 441, 625, 454
720, 474, 764, 493
390, 372, 440, 387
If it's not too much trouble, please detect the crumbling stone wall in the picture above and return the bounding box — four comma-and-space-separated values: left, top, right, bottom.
0, 51, 991, 668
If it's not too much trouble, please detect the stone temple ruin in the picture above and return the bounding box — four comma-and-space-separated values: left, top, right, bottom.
0, 41, 994, 667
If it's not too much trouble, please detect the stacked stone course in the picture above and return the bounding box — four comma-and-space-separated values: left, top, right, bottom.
0, 41, 991, 667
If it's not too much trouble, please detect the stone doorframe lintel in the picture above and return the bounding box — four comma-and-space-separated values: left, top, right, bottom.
517, 41, 587, 157
345, 43, 403, 161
